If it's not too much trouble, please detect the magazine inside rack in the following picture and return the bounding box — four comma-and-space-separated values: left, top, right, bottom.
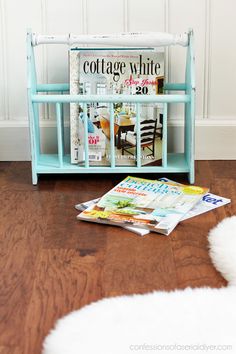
69, 48, 165, 168
27, 30, 195, 185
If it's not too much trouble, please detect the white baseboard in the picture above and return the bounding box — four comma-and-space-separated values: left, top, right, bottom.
168, 119, 236, 160
0, 119, 235, 161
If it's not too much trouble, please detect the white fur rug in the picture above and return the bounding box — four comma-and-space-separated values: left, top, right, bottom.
43, 216, 236, 354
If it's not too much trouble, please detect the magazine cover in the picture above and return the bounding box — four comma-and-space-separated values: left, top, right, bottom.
77, 176, 208, 235
158, 178, 231, 221
69, 49, 164, 166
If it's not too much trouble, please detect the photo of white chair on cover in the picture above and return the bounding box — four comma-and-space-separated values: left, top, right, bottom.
121, 118, 158, 157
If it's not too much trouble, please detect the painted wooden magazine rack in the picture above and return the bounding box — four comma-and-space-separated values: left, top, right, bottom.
27, 30, 195, 185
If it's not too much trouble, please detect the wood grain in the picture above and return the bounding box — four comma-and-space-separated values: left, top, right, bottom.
0, 347, 20, 354
0, 191, 48, 348
0, 161, 235, 354
23, 249, 105, 354
102, 232, 177, 296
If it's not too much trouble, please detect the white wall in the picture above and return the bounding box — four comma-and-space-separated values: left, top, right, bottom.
0, 0, 236, 160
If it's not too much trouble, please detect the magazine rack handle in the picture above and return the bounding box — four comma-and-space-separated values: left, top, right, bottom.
31, 31, 189, 47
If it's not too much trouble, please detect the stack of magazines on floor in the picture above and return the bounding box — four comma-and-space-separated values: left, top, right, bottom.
75, 177, 231, 236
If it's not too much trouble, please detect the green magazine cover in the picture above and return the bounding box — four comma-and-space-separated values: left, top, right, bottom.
77, 176, 208, 235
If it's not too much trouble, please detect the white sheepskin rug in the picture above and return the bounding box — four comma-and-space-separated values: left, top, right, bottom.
43, 216, 236, 354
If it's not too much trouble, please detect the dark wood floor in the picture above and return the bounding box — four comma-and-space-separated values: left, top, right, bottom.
0, 161, 235, 354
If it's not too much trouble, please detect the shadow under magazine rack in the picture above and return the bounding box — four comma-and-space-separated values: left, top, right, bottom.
27, 30, 195, 185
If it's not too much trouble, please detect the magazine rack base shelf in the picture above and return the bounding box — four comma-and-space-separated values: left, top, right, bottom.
36, 153, 187, 174
27, 30, 195, 185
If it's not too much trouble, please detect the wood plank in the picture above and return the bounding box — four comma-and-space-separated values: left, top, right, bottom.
0, 347, 20, 354
0, 162, 55, 191
170, 216, 227, 288
0, 190, 48, 347
195, 160, 214, 187
42, 191, 108, 250
103, 232, 178, 296
23, 248, 105, 354
208, 160, 236, 179
211, 177, 236, 216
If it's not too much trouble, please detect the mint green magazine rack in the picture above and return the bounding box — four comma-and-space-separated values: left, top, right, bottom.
27, 29, 195, 185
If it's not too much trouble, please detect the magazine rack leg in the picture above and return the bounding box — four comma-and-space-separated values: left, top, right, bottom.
27, 30, 39, 185
185, 30, 195, 184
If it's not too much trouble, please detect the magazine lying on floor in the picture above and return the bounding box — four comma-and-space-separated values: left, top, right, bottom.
75, 198, 149, 236
75, 177, 230, 236
77, 176, 208, 235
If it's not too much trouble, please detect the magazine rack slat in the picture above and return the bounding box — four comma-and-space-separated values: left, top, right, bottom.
27, 30, 195, 185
